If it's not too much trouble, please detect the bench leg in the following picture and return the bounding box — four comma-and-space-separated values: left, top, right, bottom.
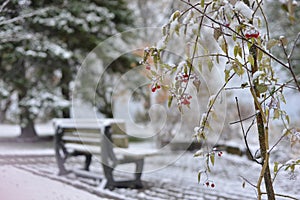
54, 130, 69, 175
134, 159, 144, 188
102, 164, 115, 190
84, 154, 92, 171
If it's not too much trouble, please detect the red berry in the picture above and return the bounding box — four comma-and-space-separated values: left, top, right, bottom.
151, 87, 156, 92
183, 74, 189, 83
146, 65, 151, 70
156, 85, 161, 89
224, 22, 230, 27
211, 183, 215, 188
245, 30, 260, 39
206, 182, 209, 186
182, 98, 190, 105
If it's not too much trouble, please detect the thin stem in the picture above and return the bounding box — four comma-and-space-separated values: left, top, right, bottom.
229, 113, 257, 125
199, 73, 235, 133
180, 0, 289, 70
239, 175, 257, 188
288, 32, 300, 59
235, 97, 260, 164
261, 192, 299, 200
280, 39, 300, 91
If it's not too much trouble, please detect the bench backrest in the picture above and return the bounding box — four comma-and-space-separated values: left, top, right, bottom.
53, 118, 129, 149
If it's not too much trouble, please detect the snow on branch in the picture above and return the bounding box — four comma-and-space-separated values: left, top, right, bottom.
0, 7, 54, 26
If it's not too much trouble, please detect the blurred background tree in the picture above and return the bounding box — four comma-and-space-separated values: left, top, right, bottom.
0, 0, 133, 139
266, 0, 300, 83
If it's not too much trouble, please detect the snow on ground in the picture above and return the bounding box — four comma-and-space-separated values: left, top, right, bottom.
0, 123, 54, 137
0, 124, 299, 199
0, 166, 108, 200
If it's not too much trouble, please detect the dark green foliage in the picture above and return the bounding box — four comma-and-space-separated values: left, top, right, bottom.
0, 0, 134, 137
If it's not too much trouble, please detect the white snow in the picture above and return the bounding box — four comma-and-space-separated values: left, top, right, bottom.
252, 71, 264, 80
234, 1, 254, 20
0, 166, 105, 200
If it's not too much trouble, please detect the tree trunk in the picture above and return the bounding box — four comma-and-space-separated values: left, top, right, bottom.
19, 119, 37, 139
250, 45, 275, 200
19, 105, 38, 139
61, 67, 72, 118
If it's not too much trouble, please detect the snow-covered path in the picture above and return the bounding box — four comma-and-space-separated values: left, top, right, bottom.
0, 151, 299, 200
0, 165, 108, 200
0, 124, 299, 199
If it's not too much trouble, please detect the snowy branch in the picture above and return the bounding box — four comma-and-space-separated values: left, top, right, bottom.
0, 0, 10, 13
0, 7, 53, 26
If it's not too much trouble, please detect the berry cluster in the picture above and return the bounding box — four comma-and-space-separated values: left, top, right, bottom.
175, 72, 198, 83
151, 84, 161, 92
245, 28, 260, 39
217, 151, 223, 157
205, 181, 215, 188
178, 93, 192, 105
175, 72, 189, 83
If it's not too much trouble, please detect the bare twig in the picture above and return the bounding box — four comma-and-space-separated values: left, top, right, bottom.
261, 192, 299, 200
288, 32, 300, 59
235, 97, 260, 164
179, 0, 289, 70
229, 113, 257, 125
280, 38, 300, 91
239, 175, 256, 188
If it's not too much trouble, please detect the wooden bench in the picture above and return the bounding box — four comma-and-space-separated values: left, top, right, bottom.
53, 118, 158, 189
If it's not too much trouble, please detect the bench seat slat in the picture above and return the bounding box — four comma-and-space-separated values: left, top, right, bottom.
65, 143, 101, 155
62, 136, 101, 146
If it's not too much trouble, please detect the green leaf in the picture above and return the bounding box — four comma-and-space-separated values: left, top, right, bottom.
256, 84, 268, 93
273, 109, 280, 119
198, 171, 202, 183
233, 33, 237, 41
248, 54, 255, 66
238, 46, 243, 58
234, 45, 238, 57
257, 49, 263, 62
172, 10, 181, 21
210, 153, 215, 166
285, 115, 290, 124
207, 58, 213, 71
266, 39, 279, 50
224, 69, 230, 82
198, 61, 203, 72
290, 164, 295, 172
221, 40, 228, 54
278, 93, 286, 104
168, 96, 173, 108
201, 0, 205, 8
216, 55, 219, 64
274, 162, 279, 173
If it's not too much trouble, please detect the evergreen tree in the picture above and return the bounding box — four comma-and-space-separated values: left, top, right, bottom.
0, 0, 133, 139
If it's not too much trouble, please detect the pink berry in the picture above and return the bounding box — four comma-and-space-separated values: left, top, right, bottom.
182, 98, 190, 105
